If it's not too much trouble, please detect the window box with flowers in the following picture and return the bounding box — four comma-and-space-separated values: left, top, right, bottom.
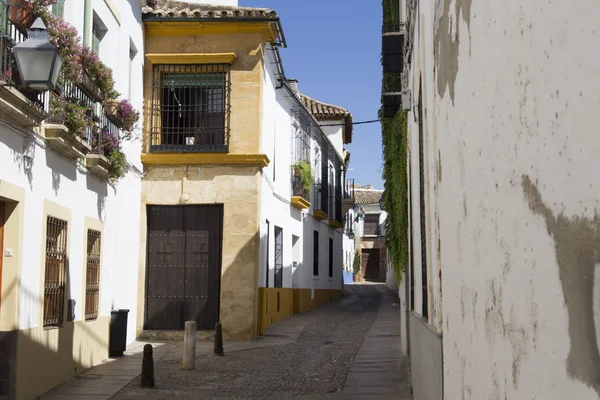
44, 97, 91, 160
85, 129, 126, 181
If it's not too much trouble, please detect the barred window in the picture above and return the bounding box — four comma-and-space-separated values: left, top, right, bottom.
85, 229, 101, 320
150, 64, 231, 152
44, 217, 68, 327
363, 214, 380, 236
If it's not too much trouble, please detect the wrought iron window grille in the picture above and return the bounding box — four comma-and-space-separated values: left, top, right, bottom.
85, 229, 101, 320
44, 216, 68, 327
150, 63, 231, 153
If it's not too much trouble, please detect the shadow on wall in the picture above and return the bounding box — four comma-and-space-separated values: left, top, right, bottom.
0, 273, 110, 400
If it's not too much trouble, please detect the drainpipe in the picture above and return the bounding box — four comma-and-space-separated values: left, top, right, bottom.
83, 0, 92, 46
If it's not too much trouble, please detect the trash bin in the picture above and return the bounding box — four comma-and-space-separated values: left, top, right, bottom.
109, 309, 129, 357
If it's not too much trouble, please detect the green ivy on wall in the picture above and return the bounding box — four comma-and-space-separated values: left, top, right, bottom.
381, 110, 409, 282
381, 0, 409, 281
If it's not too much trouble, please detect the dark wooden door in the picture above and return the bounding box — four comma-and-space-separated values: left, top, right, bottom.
145, 205, 223, 330
362, 249, 380, 281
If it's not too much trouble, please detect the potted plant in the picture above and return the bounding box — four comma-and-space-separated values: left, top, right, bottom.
8, 0, 34, 33
104, 99, 139, 133
48, 97, 90, 137
291, 160, 312, 199
116, 99, 139, 133
91, 128, 119, 157
353, 250, 361, 282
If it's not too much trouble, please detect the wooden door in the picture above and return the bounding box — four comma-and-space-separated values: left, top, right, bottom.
362, 249, 380, 281
145, 205, 223, 330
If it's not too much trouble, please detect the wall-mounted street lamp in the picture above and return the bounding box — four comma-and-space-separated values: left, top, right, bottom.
12, 17, 62, 91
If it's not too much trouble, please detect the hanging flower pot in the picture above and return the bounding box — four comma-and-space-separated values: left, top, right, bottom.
8, 0, 34, 33
103, 99, 118, 118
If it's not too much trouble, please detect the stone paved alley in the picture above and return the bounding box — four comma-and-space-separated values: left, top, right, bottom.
40, 284, 411, 400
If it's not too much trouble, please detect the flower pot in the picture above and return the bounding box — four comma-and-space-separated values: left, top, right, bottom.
75, 72, 103, 102
8, 0, 34, 34
103, 100, 126, 129
103, 100, 118, 117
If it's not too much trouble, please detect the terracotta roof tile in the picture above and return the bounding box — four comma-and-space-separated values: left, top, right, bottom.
299, 94, 353, 144
143, 1, 278, 19
354, 189, 383, 205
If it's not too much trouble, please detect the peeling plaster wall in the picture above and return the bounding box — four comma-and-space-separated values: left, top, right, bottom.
428, 0, 600, 398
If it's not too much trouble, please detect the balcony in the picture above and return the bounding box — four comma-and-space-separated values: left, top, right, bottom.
291, 160, 311, 210
0, 16, 48, 127
342, 179, 356, 219
312, 183, 329, 221
45, 78, 120, 179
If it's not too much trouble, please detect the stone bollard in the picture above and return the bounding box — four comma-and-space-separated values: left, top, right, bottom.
214, 322, 224, 356
141, 344, 155, 388
182, 321, 197, 370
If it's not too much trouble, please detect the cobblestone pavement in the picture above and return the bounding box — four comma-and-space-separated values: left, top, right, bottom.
111, 284, 404, 400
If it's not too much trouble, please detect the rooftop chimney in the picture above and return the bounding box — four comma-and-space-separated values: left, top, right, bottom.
287, 79, 299, 95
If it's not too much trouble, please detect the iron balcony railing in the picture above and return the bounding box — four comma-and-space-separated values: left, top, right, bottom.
313, 183, 329, 215
48, 75, 120, 156
0, 2, 48, 110
344, 179, 355, 200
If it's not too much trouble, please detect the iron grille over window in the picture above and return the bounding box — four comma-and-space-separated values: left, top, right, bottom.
150, 64, 231, 152
274, 226, 283, 288
364, 214, 380, 236
85, 229, 101, 320
291, 109, 311, 199
44, 217, 68, 327
418, 79, 428, 319
328, 238, 333, 278
313, 231, 319, 276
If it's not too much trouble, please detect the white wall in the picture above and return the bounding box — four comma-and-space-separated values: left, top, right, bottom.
320, 121, 344, 161
0, 2, 144, 344
408, 0, 600, 398
1, 125, 142, 344
258, 45, 343, 292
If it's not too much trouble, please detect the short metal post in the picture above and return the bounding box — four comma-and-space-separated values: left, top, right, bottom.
214, 322, 224, 356
141, 344, 155, 388
182, 321, 197, 370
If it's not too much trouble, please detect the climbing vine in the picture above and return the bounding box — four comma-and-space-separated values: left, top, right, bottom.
381, 0, 409, 282
381, 111, 409, 282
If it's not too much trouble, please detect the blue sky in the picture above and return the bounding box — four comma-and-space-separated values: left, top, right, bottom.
240, 0, 384, 189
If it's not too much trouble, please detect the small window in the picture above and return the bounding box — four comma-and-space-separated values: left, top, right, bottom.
128, 39, 138, 100
52, 0, 65, 17
85, 229, 101, 320
363, 214, 380, 236
313, 230, 319, 276
91, 13, 108, 55
265, 220, 270, 288
150, 64, 231, 152
44, 217, 68, 327
328, 238, 333, 278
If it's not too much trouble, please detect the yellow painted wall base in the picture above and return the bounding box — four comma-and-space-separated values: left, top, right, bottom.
258, 288, 341, 335
257, 288, 294, 335
16, 317, 110, 400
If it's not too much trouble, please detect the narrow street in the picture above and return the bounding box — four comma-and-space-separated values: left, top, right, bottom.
42, 284, 411, 400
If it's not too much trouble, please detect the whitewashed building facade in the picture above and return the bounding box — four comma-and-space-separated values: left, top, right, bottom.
257, 42, 354, 330
390, 0, 600, 398
0, 1, 144, 398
